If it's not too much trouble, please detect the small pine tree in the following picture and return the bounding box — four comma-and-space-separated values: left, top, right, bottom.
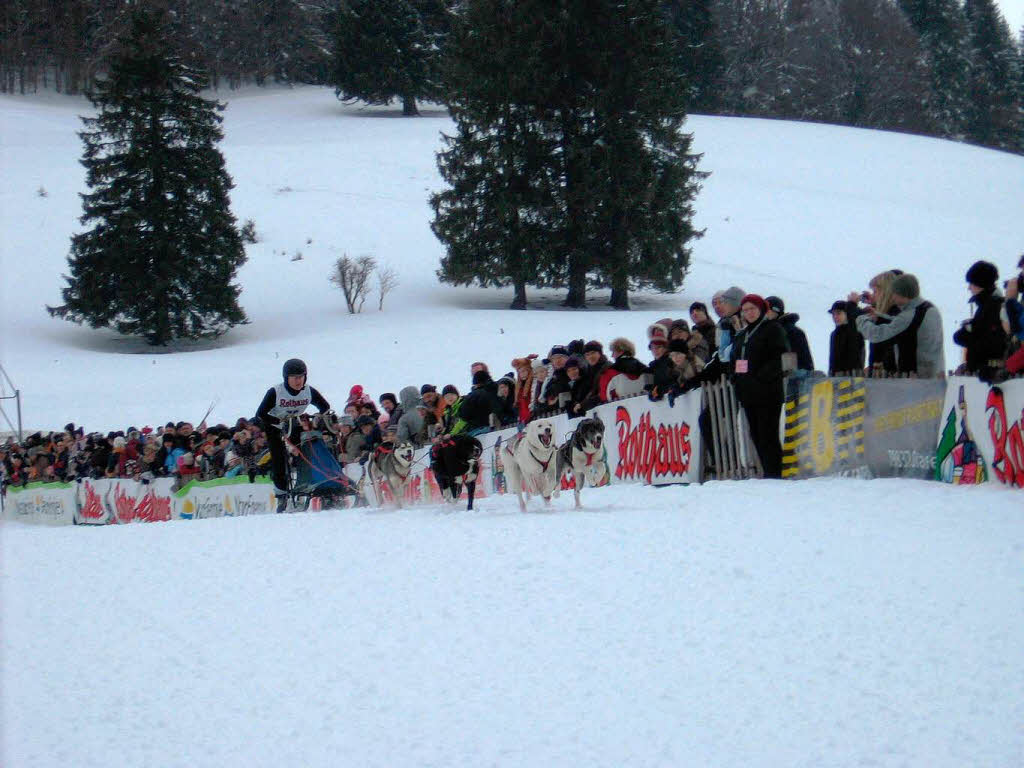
48, 5, 247, 346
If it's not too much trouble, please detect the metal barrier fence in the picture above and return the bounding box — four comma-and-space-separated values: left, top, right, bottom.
700, 377, 762, 481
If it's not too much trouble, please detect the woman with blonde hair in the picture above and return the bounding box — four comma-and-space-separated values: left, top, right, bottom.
850, 270, 901, 375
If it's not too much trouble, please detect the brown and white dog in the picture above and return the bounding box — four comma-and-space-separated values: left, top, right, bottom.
556, 417, 608, 509
368, 442, 417, 508
502, 418, 559, 512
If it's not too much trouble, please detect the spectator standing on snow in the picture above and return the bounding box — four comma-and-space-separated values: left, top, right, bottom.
952, 260, 1008, 382
855, 274, 945, 378
730, 294, 789, 479
827, 300, 866, 375
689, 302, 718, 358
765, 296, 814, 374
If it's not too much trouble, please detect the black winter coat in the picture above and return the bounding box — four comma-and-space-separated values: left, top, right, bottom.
829, 321, 866, 375
647, 355, 677, 397
778, 314, 814, 371
731, 318, 789, 407
953, 289, 1007, 380
459, 386, 502, 431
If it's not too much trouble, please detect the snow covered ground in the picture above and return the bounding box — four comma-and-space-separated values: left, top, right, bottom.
4, 479, 1023, 767
2, 88, 1023, 766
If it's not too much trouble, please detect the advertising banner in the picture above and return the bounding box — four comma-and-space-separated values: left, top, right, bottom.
4, 482, 76, 525
172, 475, 277, 519
76, 477, 176, 524
935, 376, 1024, 488
782, 378, 869, 479
863, 379, 946, 479
591, 390, 701, 485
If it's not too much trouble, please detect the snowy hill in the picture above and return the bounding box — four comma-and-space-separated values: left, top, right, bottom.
1, 86, 1022, 433
2, 87, 1024, 767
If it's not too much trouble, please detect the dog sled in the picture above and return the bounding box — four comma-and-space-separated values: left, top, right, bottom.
286, 412, 358, 511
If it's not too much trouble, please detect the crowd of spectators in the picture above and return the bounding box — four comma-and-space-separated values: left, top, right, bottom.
3, 255, 1022, 494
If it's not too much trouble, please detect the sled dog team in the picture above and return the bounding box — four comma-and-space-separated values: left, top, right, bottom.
368, 416, 609, 512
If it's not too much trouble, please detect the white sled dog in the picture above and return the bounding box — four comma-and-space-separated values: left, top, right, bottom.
556, 416, 609, 509
368, 442, 417, 508
502, 418, 559, 512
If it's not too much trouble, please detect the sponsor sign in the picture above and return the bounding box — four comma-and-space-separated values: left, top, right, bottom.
783, 378, 869, 479
173, 475, 276, 519
935, 376, 1024, 488
4, 482, 76, 525
863, 379, 946, 479
591, 390, 701, 485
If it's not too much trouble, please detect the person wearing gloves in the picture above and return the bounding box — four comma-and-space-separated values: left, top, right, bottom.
255, 358, 331, 512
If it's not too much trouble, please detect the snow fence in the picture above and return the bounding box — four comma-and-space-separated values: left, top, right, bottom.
4, 375, 1021, 525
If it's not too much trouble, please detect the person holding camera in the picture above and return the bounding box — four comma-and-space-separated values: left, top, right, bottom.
854, 273, 945, 378
952, 260, 1008, 382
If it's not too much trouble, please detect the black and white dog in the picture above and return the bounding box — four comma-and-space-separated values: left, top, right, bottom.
556, 417, 609, 509
429, 434, 483, 510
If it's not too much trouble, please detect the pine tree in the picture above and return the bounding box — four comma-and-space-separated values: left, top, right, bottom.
662, 0, 725, 112
48, 4, 247, 346
899, 0, 974, 137
431, 0, 561, 308
431, 0, 706, 309
328, 0, 449, 115
963, 0, 1021, 151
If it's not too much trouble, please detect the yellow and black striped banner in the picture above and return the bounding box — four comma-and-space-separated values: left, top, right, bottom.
782, 378, 867, 479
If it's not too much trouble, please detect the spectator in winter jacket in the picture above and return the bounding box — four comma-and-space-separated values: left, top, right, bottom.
850, 271, 901, 375
529, 358, 548, 414
563, 358, 593, 415
494, 377, 519, 426
395, 386, 426, 447
420, 385, 446, 428
597, 338, 649, 401
731, 294, 790, 479
669, 319, 709, 367
511, 356, 538, 424
441, 385, 463, 434
541, 345, 571, 406
765, 296, 814, 375
689, 302, 718, 358
713, 286, 746, 361
952, 260, 1008, 382
379, 392, 402, 427
828, 300, 865, 375
337, 417, 367, 465
453, 371, 502, 436
646, 332, 676, 400
855, 273, 945, 378
355, 415, 380, 463
667, 338, 705, 394
1002, 267, 1024, 374
579, 341, 612, 412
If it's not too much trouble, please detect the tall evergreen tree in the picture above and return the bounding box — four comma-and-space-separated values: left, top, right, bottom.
431, 0, 561, 308
48, 4, 248, 346
328, 0, 449, 115
432, 0, 705, 309
963, 0, 1021, 150
662, 0, 725, 112
899, 0, 974, 137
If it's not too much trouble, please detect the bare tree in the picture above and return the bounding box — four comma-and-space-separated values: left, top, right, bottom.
330, 254, 376, 313
376, 264, 399, 310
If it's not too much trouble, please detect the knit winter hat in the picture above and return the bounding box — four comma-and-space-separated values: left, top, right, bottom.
740, 294, 768, 316
668, 339, 689, 354
583, 340, 603, 353
379, 392, 397, 406
567, 339, 586, 356
472, 370, 493, 386
564, 356, 583, 371
420, 384, 437, 395
549, 345, 569, 359
355, 415, 376, 428
828, 300, 848, 313
965, 260, 998, 291
670, 318, 690, 333
442, 384, 460, 397
764, 296, 785, 315
722, 286, 746, 307
689, 301, 708, 315
891, 273, 920, 300
347, 385, 365, 404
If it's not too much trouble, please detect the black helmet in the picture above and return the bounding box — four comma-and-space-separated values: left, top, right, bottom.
282, 358, 307, 380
